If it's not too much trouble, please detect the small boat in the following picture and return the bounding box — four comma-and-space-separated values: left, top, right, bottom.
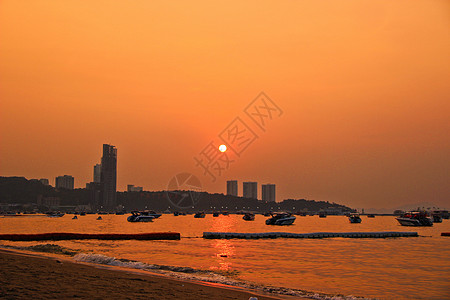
127, 211, 155, 222
96, 216, 102, 220
367, 214, 375, 218
222, 211, 229, 216
46, 212, 65, 218
173, 212, 180, 216
396, 212, 433, 226
243, 213, 255, 221
265, 213, 296, 225
319, 212, 327, 218
349, 214, 362, 223
212, 212, 220, 217
194, 212, 205, 218
432, 214, 443, 223
72, 215, 78, 219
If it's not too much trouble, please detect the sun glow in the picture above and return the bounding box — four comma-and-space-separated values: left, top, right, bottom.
219, 144, 227, 152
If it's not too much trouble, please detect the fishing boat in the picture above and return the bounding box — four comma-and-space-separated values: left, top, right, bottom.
194, 212, 205, 218
396, 212, 433, 226
243, 213, 255, 221
127, 211, 155, 222
348, 214, 362, 223
265, 213, 296, 225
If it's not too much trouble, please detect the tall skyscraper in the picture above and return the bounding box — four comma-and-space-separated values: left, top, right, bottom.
243, 182, 257, 199
55, 175, 74, 189
100, 144, 117, 211
226, 180, 238, 196
262, 184, 276, 202
93, 164, 101, 183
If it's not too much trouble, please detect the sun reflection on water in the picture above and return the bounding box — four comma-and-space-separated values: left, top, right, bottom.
210, 215, 237, 271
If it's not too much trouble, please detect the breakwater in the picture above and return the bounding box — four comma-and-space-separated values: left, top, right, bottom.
0, 232, 180, 241
203, 231, 418, 239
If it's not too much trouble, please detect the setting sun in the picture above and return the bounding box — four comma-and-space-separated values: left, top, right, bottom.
219, 145, 227, 153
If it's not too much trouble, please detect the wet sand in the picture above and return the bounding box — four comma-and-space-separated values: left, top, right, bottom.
0, 249, 282, 299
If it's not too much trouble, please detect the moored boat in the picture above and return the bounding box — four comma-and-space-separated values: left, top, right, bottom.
243, 213, 255, 221
319, 212, 327, 218
194, 212, 205, 218
432, 214, 442, 223
396, 212, 433, 226
212, 212, 220, 217
127, 211, 155, 222
349, 214, 362, 223
265, 213, 296, 225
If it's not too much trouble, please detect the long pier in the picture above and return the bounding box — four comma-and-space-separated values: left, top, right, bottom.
0, 232, 180, 241
203, 231, 418, 239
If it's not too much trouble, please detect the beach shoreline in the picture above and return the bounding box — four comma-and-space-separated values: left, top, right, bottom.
0, 248, 290, 299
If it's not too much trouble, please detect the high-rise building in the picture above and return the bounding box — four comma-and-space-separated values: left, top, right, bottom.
243, 182, 257, 199
226, 180, 238, 196
55, 175, 74, 190
100, 144, 117, 211
262, 184, 276, 202
93, 164, 101, 183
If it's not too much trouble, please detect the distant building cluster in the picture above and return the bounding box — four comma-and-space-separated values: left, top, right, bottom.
227, 180, 276, 202
30, 143, 151, 212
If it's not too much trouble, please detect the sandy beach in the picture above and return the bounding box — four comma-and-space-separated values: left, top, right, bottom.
0, 249, 281, 300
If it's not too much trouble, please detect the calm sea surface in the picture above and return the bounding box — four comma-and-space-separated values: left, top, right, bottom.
0, 214, 449, 299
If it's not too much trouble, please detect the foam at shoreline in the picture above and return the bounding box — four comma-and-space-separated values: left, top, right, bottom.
73, 252, 372, 300
0, 244, 373, 299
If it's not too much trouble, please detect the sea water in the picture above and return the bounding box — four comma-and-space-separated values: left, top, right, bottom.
0, 214, 449, 299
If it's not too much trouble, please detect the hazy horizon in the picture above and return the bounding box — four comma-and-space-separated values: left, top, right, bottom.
1, 1, 449, 209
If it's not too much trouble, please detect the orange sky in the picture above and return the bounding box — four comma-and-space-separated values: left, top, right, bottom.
1, 0, 449, 210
